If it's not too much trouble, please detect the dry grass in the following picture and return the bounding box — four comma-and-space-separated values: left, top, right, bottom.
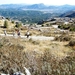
0, 20, 75, 74
11, 38, 71, 60
0, 36, 71, 58
0, 35, 75, 74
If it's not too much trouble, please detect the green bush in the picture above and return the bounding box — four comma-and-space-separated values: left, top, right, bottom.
58, 24, 70, 30
4, 20, 8, 28
58, 24, 75, 31
70, 26, 75, 31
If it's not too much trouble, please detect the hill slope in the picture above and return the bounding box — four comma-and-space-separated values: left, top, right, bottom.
60, 10, 75, 17
0, 36, 75, 74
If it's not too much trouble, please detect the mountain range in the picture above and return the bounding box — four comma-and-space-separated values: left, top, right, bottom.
0, 3, 75, 23
0, 3, 75, 14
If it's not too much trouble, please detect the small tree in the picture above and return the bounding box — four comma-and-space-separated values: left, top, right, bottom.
4, 20, 8, 28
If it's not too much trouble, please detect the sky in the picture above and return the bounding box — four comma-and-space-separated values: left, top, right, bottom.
0, 0, 75, 5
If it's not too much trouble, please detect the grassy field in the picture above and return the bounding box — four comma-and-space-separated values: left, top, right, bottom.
0, 36, 75, 75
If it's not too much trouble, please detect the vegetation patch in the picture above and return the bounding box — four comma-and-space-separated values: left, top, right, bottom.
54, 35, 71, 41
69, 39, 75, 47
58, 24, 75, 31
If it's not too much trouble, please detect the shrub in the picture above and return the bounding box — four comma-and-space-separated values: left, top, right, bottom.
55, 35, 71, 41
0, 43, 3, 48
29, 39, 40, 45
15, 23, 22, 28
4, 20, 8, 28
32, 41, 40, 45
6, 17, 10, 20
70, 26, 75, 31
42, 24, 44, 27
63, 35, 71, 41
11, 21, 15, 24
69, 40, 75, 46
54, 36, 60, 41
46, 24, 50, 27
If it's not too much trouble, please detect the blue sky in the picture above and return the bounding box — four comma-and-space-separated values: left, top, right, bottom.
0, 0, 75, 5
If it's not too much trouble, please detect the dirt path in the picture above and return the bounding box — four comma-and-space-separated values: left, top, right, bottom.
0, 34, 55, 40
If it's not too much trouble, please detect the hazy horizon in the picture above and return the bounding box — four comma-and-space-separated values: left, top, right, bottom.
0, 0, 75, 5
